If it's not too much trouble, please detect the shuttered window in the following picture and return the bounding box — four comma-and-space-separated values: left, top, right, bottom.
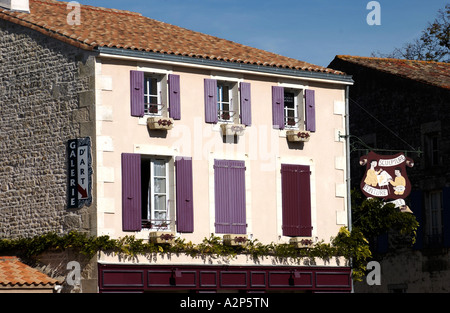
175, 157, 194, 233
204, 79, 218, 123
214, 159, 247, 234
122, 153, 142, 231
130, 70, 145, 117
281, 164, 312, 237
239, 82, 252, 126
168, 74, 181, 120
305, 89, 316, 132
272, 86, 284, 129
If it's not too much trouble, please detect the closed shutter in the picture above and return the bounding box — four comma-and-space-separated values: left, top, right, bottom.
168, 74, 181, 120
175, 157, 194, 233
239, 82, 252, 126
204, 79, 218, 123
214, 159, 247, 234
281, 164, 312, 237
305, 89, 316, 132
442, 187, 450, 247
122, 153, 142, 231
410, 190, 423, 249
130, 70, 145, 117
272, 86, 284, 129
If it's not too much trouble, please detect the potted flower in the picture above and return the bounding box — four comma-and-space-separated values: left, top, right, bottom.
286, 130, 310, 142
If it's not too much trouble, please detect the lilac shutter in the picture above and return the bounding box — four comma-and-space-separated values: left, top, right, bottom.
281, 164, 312, 237
130, 70, 144, 117
122, 153, 142, 231
305, 89, 316, 132
272, 86, 284, 129
175, 157, 194, 233
204, 79, 218, 123
168, 74, 181, 120
214, 159, 246, 234
239, 82, 251, 126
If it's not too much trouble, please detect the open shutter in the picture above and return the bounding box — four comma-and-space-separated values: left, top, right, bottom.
122, 153, 142, 231
175, 157, 194, 233
281, 164, 312, 237
214, 159, 246, 234
168, 74, 181, 120
272, 86, 284, 129
442, 187, 450, 247
410, 190, 423, 249
130, 70, 144, 117
204, 79, 218, 123
305, 89, 316, 132
239, 82, 252, 126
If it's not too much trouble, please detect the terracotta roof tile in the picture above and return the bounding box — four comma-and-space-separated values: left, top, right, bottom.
333, 55, 450, 89
0, 0, 345, 75
0, 256, 59, 287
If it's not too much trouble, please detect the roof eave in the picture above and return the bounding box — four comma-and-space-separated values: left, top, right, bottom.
96, 47, 354, 85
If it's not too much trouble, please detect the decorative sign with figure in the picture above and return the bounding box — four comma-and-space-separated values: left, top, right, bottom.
67, 137, 92, 209
360, 151, 414, 212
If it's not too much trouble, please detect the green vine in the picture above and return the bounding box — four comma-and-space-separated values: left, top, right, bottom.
0, 227, 370, 281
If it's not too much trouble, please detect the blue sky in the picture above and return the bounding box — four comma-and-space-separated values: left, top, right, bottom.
73, 0, 446, 67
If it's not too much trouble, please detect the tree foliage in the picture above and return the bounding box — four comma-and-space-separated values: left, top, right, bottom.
373, 4, 449, 62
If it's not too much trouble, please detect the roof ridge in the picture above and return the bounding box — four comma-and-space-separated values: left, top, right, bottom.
30, 0, 142, 16
337, 54, 450, 66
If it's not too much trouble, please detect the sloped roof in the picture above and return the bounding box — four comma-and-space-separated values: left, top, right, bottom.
0, 256, 59, 289
331, 55, 450, 90
0, 0, 344, 75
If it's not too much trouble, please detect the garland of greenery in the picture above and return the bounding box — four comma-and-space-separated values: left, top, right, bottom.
0, 226, 370, 281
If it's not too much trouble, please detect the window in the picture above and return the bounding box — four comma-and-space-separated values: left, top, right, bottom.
424, 133, 440, 167
121, 153, 193, 232
424, 190, 443, 246
144, 74, 162, 115
141, 157, 170, 229
284, 89, 303, 129
217, 82, 235, 123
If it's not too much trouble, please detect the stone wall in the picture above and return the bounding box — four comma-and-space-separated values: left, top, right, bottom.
0, 19, 97, 239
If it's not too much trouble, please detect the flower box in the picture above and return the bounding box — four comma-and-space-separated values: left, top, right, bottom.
147, 117, 174, 130
286, 130, 310, 142
223, 234, 248, 247
150, 231, 175, 244
289, 237, 314, 249
220, 123, 245, 136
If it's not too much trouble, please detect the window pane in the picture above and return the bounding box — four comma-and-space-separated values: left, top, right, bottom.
154, 195, 166, 212
154, 178, 166, 193
284, 92, 295, 109
153, 160, 166, 176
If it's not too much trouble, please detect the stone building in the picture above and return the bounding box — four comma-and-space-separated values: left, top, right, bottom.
328, 55, 450, 292
1, 0, 354, 292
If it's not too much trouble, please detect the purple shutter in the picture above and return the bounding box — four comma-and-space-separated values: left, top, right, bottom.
168, 74, 181, 120
130, 70, 144, 117
214, 159, 246, 234
281, 164, 312, 237
122, 153, 142, 231
175, 156, 194, 233
239, 82, 252, 126
272, 86, 284, 129
204, 79, 218, 123
305, 89, 316, 132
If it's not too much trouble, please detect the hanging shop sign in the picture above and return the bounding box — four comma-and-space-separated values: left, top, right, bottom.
360, 151, 414, 212
67, 137, 92, 209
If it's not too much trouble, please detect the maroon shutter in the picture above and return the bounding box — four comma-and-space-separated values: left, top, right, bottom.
204, 79, 218, 123
122, 153, 142, 231
175, 156, 194, 233
239, 82, 251, 126
272, 86, 284, 129
214, 159, 246, 234
281, 164, 312, 237
130, 70, 144, 117
305, 89, 316, 132
168, 74, 181, 120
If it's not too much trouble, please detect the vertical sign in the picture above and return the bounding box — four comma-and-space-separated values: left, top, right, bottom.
68, 137, 92, 209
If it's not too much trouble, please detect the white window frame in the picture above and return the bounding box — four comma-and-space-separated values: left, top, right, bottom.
217, 81, 236, 123
144, 74, 163, 116
283, 88, 304, 130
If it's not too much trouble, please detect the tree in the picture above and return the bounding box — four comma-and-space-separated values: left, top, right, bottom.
372, 4, 449, 62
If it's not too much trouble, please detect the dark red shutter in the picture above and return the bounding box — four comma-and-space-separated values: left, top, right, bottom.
239, 82, 251, 126
168, 74, 181, 120
305, 89, 316, 132
204, 79, 218, 123
272, 86, 284, 129
122, 153, 142, 231
281, 164, 312, 237
175, 156, 194, 233
214, 159, 246, 234
130, 70, 144, 117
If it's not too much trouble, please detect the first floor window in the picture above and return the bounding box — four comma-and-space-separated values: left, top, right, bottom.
425, 190, 443, 246
144, 74, 162, 115
284, 89, 304, 129
141, 157, 169, 229
217, 82, 234, 123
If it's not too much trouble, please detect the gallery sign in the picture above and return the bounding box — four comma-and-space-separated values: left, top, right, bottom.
360, 151, 414, 212
67, 137, 92, 209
